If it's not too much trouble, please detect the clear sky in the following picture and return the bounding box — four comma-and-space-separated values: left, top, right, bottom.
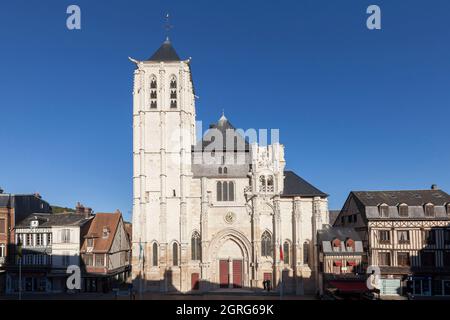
1, 0, 449, 222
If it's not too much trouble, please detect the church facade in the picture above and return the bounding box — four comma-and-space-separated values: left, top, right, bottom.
131, 39, 329, 294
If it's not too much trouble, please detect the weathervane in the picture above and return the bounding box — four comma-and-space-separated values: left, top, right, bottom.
164, 13, 174, 40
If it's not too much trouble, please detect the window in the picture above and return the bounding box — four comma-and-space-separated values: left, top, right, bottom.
62, 229, 71, 243
398, 204, 408, 217
170, 76, 177, 108
0, 244, 5, 258
443, 251, 450, 267
345, 238, 355, 251
0, 219, 5, 234
95, 254, 104, 267
152, 242, 158, 266
340, 216, 345, 224
421, 251, 435, 267
173, 242, 179, 266
191, 232, 201, 261
447, 203, 450, 216
261, 231, 272, 257
150, 75, 157, 108
223, 167, 228, 174
379, 204, 389, 217
398, 230, 410, 244
283, 241, 290, 265
424, 204, 435, 217
83, 254, 93, 266
216, 181, 235, 202
378, 230, 390, 244
259, 175, 274, 193
348, 215, 353, 223
397, 252, 410, 266
353, 214, 358, 223
445, 229, 450, 245
303, 241, 310, 265
102, 227, 109, 239
36, 234, 43, 246
36, 254, 44, 265
259, 175, 266, 192
424, 229, 436, 245
87, 238, 94, 248
218, 167, 222, 174
332, 238, 341, 250
47, 233, 52, 245
26, 234, 33, 246
378, 252, 391, 266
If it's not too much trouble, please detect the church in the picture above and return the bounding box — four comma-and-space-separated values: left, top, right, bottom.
130, 38, 329, 294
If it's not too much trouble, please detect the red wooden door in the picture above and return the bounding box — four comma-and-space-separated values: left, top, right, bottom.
191, 273, 200, 291
233, 260, 243, 288
219, 260, 229, 288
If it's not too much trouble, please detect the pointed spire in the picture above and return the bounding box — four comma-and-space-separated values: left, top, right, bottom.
218, 110, 228, 125
147, 38, 181, 62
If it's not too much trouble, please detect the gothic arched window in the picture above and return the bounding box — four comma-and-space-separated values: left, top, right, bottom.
303, 241, 309, 265
283, 241, 290, 265
223, 167, 228, 174
216, 181, 235, 202
170, 75, 177, 108
172, 242, 179, 266
259, 176, 266, 192
267, 176, 274, 192
152, 242, 158, 266
191, 232, 201, 261
261, 231, 272, 257
150, 75, 157, 109
218, 167, 222, 174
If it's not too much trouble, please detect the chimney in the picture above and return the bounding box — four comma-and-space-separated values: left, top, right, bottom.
76, 202, 93, 218
431, 184, 439, 190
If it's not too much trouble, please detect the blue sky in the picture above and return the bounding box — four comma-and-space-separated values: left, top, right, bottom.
0, 0, 449, 221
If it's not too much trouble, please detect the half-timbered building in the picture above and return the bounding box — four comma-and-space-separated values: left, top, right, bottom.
334, 187, 450, 297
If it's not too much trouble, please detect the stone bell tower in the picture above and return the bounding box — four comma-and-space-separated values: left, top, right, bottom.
131, 38, 196, 291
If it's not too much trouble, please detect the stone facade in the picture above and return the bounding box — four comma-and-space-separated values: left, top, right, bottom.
131, 39, 328, 294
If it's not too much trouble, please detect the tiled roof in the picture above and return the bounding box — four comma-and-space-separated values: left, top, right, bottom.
81, 212, 122, 253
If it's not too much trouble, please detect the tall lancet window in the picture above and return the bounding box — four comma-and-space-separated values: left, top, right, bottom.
172, 242, 179, 266
150, 75, 157, 109
261, 231, 273, 257
191, 232, 202, 261
152, 242, 158, 266
170, 75, 177, 108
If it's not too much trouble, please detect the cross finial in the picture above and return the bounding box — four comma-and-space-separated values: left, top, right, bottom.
164, 13, 173, 40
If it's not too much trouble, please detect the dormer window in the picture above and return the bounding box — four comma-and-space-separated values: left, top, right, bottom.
379, 204, 389, 218
424, 203, 435, 217
102, 227, 110, 239
398, 204, 408, 217
345, 238, 355, 251
87, 238, 94, 248
446, 203, 450, 216
332, 238, 341, 251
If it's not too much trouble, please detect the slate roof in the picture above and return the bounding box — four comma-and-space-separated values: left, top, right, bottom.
80, 212, 122, 253
328, 210, 341, 225
147, 38, 181, 62
15, 213, 91, 228
193, 114, 250, 152
282, 171, 327, 198
352, 190, 450, 206
318, 226, 364, 254
0, 194, 12, 207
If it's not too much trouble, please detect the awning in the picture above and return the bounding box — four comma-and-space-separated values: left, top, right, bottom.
347, 260, 357, 266
333, 261, 342, 266
328, 281, 369, 293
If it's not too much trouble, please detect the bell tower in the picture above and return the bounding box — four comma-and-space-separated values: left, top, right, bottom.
131, 38, 196, 290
